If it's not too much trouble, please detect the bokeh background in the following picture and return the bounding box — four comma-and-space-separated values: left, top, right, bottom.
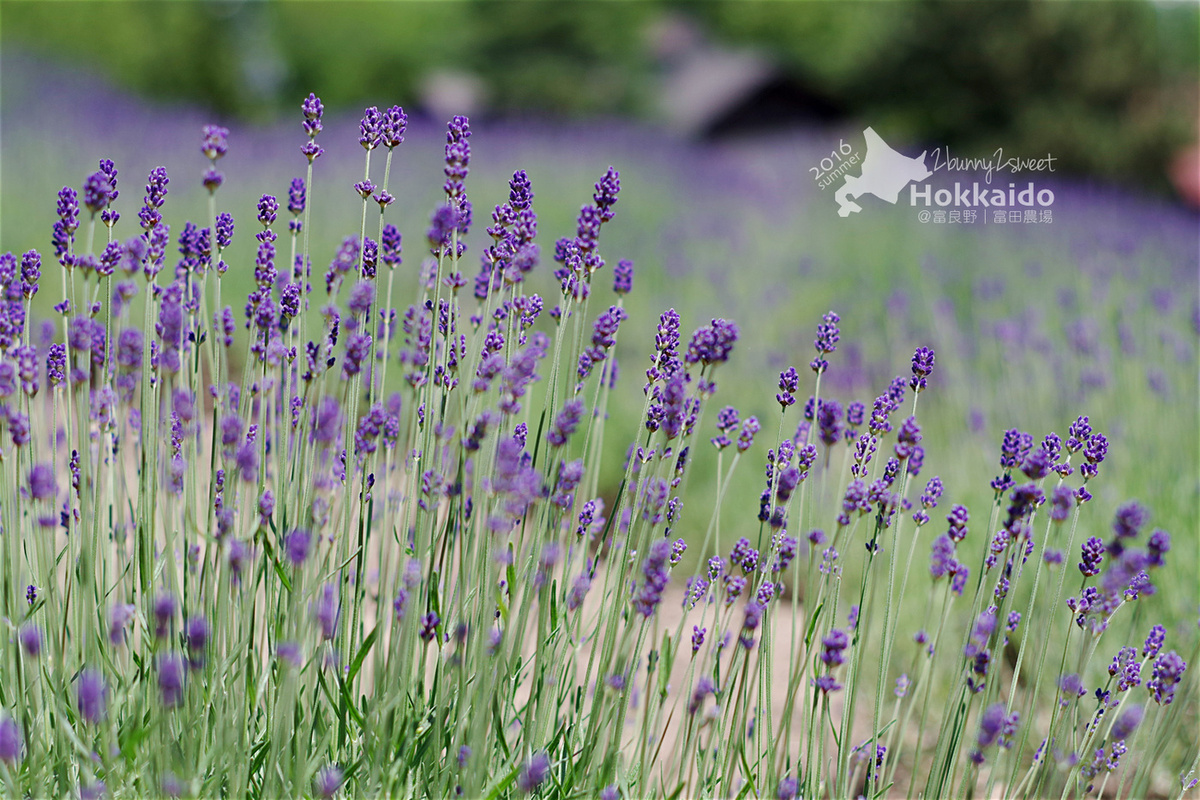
2, 0, 1198, 672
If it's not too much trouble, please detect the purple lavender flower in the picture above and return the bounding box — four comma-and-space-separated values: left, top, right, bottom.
810, 310, 839, 374
1081, 433, 1108, 480
256, 194, 278, 228
20, 250, 40, 299
1147, 650, 1186, 705
633, 538, 672, 617
975, 702, 1007, 750
688, 676, 715, 714
57, 185, 80, 232
613, 259, 633, 295
342, 332, 372, 378
517, 752, 550, 793
813, 675, 842, 693
943, 504, 969, 543
380, 224, 403, 270
108, 603, 136, 645
772, 534, 798, 573
894, 416, 922, 460
201, 124, 228, 161
816, 398, 844, 447
1057, 673, 1086, 706
1112, 501, 1148, 540
358, 106, 383, 151
1047, 485, 1073, 523
185, 615, 208, 657
77, 669, 107, 723
776, 366, 798, 408
685, 318, 739, 367
1079, 537, 1104, 577
381, 105, 408, 148
669, 538, 687, 566
314, 765, 344, 798
0, 716, 20, 764
547, 400, 585, 447
1143, 624, 1167, 659
46, 342, 66, 387
592, 165, 620, 222
1108, 647, 1142, 692
83, 169, 114, 214
418, 611, 440, 643
153, 592, 177, 639
566, 571, 592, 611
315, 584, 339, 640
910, 346, 934, 392
28, 463, 55, 501
739, 601, 764, 649
18, 624, 42, 658
158, 652, 186, 707
443, 115, 471, 201
285, 528, 312, 566
1111, 705, 1143, 740
347, 281, 374, 317
737, 416, 760, 453
867, 395, 893, 437
1021, 447, 1053, 481
1146, 529, 1170, 567
1066, 415, 1092, 453
600, 785, 620, 800
839, 479, 868, 525
820, 629, 849, 666
930, 535, 956, 580
998, 429, 1032, 471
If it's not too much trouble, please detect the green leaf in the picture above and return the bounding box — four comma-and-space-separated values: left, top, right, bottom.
347, 623, 379, 683
339, 674, 366, 728
118, 716, 156, 762
259, 535, 293, 592
659, 632, 675, 698
736, 747, 758, 798
482, 762, 520, 800
804, 602, 825, 647
491, 694, 511, 760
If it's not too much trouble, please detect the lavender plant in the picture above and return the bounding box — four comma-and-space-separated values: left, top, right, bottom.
0, 95, 1195, 800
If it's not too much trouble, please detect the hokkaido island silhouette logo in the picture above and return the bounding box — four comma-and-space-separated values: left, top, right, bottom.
832, 127, 930, 217
817, 127, 1058, 223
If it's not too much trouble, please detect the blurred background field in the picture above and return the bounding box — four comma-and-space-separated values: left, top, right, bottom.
2, 0, 1198, 747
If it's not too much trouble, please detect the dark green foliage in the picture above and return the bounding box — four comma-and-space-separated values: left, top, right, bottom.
3, 1, 1194, 188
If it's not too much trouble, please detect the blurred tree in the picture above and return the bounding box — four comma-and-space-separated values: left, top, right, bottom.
688, 0, 1198, 190
268, 2, 471, 112
462, 0, 657, 115
2, 1, 247, 115
3, 0, 1194, 190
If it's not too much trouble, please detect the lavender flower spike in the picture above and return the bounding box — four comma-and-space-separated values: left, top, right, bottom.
910, 346, 935, 392
77, 669, 107, 723
633, 538, 672, 617
0, 717, 21, 764
811, 310, 840, 373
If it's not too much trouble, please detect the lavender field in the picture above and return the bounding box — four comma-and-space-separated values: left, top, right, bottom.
0, 51, 1197, 799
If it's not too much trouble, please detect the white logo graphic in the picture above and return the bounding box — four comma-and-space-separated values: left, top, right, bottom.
834, 127, 930, 217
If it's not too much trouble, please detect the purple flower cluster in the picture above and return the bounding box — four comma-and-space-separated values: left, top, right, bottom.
810, 311, 839, 374
1147, 650, 1187, 705
685, 318, 739, 368
909, 346, 934, 392
970, 703, 1019, 763
633, 538, 673, 617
